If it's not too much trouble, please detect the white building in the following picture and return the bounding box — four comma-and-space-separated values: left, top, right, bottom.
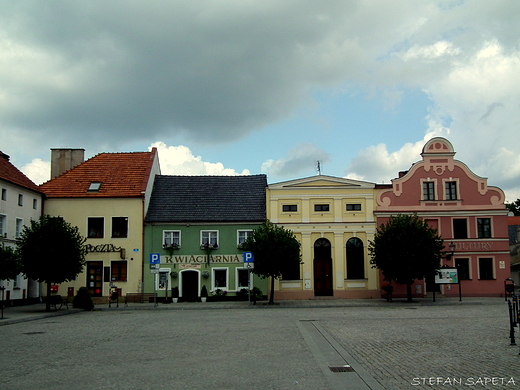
0, 151, 43, 304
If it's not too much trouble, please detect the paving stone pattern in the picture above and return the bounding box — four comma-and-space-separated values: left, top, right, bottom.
0, 299, 517, 390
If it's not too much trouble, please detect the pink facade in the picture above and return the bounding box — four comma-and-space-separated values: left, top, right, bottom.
375, 138, 510, 298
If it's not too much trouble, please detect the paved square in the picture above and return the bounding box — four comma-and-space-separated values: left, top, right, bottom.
0, 300, 517, 389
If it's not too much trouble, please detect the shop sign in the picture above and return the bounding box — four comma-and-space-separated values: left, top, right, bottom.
163, 254, 242, 264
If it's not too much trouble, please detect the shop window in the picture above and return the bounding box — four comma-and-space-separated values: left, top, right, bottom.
423, 182, 435, 200
111, 217, 128, 238
237, 269, 250, 289
478, 258, 494, 280
477, 218, 491, 238
87, 217, 104, 238
314, 204, 330, 212
455, 258, 470, 280
445, 181, 457, 200
213, 268, 228, 290
282, 204, 297, 212
237, 230, 252, 246
453, 219, 468, 239
346, 204, 361, 211
158, 270, 170, 290
111, 261, 127, 281
163, 230, 181, 247
346, 237, 364, 279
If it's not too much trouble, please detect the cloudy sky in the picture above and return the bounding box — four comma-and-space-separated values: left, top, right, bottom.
2, 1, 520, 201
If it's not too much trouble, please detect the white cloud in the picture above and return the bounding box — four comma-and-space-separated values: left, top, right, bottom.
261, 144, 330, 179
401, 41, 460, 61
346, 134, 435, 183
21, 159, 51, 185
150, 141, 250, 176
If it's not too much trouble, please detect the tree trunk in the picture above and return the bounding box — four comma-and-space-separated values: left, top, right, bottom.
406, 282, 413, 302
269, 276, 275, 304
45, 282, 52, 312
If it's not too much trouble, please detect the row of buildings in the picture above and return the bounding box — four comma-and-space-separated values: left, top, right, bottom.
0, 138, 512, 303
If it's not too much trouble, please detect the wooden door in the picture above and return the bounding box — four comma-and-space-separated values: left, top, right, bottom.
314, 238, 333, 296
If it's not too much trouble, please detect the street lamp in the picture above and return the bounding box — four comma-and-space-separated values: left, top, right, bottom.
448, 242, 456, 260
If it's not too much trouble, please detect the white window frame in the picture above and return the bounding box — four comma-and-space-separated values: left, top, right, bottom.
163, 230, 181, 247
201, 230, 219, 247
420, 179, 437, 201
156, 268, 171, 290
237, 230, 253, 246
0, 214, 6, 237
236, 267, 253, 291
15, 218, 23, 238
212, 267, 228, 291
443, 178, 460, 201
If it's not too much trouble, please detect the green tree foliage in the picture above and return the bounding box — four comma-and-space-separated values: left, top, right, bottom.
241, 221, 302, 304
0, 244, 20, 281
17, 215, 87, 311
506, 199, 520, 216
369, 214, 444, 302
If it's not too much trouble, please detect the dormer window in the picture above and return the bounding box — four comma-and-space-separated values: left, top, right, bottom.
88, 182, 102, 192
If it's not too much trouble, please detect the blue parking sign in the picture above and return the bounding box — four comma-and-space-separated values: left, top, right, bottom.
243, 252, 254, 263
150, 253, 160, 264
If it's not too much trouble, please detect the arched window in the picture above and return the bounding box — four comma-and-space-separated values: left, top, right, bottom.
346, 237, 364, 279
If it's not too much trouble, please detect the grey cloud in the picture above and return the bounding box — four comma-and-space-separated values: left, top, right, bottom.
0, 1, 363, 148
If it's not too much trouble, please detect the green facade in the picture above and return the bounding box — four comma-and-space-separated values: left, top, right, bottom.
143, 223, 267, 300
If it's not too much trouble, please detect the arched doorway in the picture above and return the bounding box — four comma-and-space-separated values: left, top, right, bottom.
346, 237, 365, 279
314, 238, 333, 296
180, 270, 199, 302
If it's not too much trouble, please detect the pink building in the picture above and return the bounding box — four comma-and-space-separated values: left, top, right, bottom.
375, 137, 510, 298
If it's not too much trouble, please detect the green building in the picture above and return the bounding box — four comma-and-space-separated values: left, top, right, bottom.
144, 175, 268, 301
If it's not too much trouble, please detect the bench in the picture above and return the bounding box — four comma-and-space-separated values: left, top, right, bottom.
48, 295, 69, 310
124, 293, 157, 307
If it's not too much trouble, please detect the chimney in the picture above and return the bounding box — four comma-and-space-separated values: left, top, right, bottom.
51, 148, 85, 178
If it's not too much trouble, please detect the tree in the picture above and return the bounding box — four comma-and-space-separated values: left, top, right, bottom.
0, 244, 20, 282
506, 199, 520, 216
242, 221, 302, 304
17, 215, 87, 311
369, 214, 444, 302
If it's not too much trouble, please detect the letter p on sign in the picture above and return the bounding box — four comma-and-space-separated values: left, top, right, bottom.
243, 252, 254, 263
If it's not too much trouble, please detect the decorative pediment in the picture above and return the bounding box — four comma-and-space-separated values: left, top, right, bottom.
269, 175, 375, 190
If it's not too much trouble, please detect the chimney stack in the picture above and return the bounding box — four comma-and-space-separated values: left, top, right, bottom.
51, 148, 85, 178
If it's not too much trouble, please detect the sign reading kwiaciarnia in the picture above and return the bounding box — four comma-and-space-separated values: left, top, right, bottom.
162, 254, 242, 264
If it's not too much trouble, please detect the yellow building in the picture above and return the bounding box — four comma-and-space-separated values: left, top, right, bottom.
40, 148, 160, 300
267, 175, 379, 299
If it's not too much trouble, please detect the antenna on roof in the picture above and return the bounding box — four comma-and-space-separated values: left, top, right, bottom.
317, 161, 321, 175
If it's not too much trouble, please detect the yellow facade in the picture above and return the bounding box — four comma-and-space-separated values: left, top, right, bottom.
43, 197, 145, 299
267, 175, 379, 299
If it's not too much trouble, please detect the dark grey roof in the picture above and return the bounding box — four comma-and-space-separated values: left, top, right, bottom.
146, 175, 267, 223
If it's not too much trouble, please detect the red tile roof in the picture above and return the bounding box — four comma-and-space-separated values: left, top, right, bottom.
0, 151, 42, 193
40, 148, 158, 198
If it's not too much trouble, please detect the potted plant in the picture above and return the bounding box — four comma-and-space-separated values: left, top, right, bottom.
172, 286, 179, 303
200, 285, 208, 302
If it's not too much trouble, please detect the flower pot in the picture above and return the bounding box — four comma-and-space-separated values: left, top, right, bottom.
201, 297, 207, 303
172, 298, 178, 303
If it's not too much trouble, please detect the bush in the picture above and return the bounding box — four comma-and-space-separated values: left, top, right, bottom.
73, 287, 94, 311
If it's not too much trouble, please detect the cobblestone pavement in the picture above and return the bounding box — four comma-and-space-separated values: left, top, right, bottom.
0, 299, 517, 389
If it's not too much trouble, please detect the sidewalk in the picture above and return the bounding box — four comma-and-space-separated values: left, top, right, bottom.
0, 296, 504, 326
